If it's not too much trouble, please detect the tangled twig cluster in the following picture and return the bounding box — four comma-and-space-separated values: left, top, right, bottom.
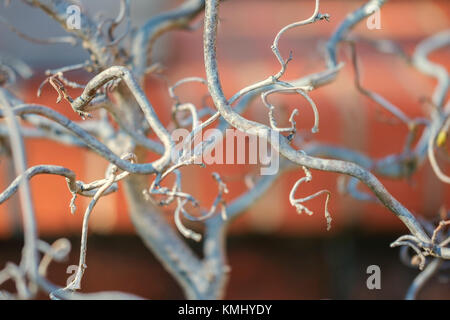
0, 0, 448, 300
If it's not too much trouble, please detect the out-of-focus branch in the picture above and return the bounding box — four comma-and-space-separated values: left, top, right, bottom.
326, 0, 386, 69
0, 91, 39, 296
405, 258, 443, 300
413, 30, 450, 109
23, 0, 112, 68
0, 15, 77, 46
132, 0, 205, 81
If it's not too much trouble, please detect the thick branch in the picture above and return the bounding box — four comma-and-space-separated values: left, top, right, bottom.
203, 0, 430, 244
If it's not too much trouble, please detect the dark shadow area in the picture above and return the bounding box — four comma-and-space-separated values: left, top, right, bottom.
1, 229, 448, 299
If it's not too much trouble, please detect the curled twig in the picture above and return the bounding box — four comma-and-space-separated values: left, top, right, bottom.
289, 166, 332, 231
271, 0, 329, 80
261, 85, 318, 135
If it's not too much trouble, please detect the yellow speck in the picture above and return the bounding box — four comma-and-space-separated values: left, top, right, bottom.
436, 130, 447, 147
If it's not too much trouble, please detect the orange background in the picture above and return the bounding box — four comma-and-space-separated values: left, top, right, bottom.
0, 0, 449, 238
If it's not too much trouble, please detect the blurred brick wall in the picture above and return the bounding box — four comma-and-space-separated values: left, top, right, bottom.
2, 234, 449, 299
0, 0, 449, 238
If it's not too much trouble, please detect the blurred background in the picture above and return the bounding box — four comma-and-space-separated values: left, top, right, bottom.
0, 0, 449, 299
